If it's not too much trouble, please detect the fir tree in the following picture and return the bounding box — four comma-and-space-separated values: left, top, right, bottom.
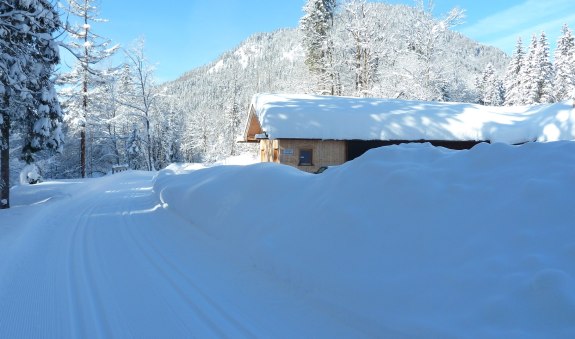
0, 0, 63, 209
480, 63, 503, 106
520, 32, 555, 104
554, 24, 575, 101
126, 126, 143, 169
520, 35, 538, 104
504, 37, 524, 105
300, 0, 338, 94
534, 32, 555, 103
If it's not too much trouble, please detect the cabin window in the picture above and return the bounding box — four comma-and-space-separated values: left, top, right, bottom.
298, 149, 313, 166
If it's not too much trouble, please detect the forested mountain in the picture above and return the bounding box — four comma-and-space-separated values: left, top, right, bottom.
163, 29, 309, 163
162, 2, 508, 162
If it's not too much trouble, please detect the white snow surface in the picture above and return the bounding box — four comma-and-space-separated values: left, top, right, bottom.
1, 142, 575, 338
234, 43, 263, 69
251, 93, 575, 143
19, 164, 42, 184
208, 59, 225, 74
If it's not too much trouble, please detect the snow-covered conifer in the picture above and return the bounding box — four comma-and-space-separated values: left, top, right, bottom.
224, 75, 243, 156
300, 0, 338, 94
504, 38, 524, 105
125, 126, 143, 170
521, 32, 554, 104
520, 35, 538, 104
480, 63, 504, 106
535, 32, 555, 103
554, 24, 575, 101
0, 0, 63, 209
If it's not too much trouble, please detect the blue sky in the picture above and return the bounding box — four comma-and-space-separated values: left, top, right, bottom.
69, 0, 575, 82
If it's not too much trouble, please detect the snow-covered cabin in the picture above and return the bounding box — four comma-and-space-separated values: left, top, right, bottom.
243, 93, 575, 173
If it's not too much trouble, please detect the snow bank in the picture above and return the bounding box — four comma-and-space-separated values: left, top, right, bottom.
251, 93, 575, 144
213, 152, 259, 166
155, 141, 575, 337
10, 180, 82, 207
19, 164, 42, 184
161, 153, 258, 175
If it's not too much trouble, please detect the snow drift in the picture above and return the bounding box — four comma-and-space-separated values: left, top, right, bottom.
155, 141, 575, 338
2, 141, 575, 338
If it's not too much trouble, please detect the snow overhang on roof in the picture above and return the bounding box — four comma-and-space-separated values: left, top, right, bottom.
245, 93, 575, 144
254, 133, 268, 139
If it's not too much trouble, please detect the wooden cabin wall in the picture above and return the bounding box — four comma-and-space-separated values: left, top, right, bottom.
275, 139, 346, 173
259, 140, 279, 163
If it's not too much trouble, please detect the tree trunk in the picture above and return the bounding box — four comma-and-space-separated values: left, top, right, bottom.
109, 124, 120, 166
81, 77, 87, 177
1, 115, 10, 209
81, 7, 89, 178
145, 118, 153, 171
80, 128, 86, 178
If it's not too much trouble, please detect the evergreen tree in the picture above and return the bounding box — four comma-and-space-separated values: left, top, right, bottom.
504, 37, 524, 105
520, 35, 538, 104
554, 24, 575, 101
125, 126, 143, 169
225, 102, 241, 155
479, 63, 503, 106
300, 0, 338, 94
534, 32, 555, 103
0, 0, 63, 209
520, 33, 554, 104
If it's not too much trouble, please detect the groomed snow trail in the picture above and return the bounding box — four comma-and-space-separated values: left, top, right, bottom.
0, 172, 374, 338
3, 142, 575, 338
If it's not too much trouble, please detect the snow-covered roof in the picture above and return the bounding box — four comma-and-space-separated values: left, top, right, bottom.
245, 93, 575, 144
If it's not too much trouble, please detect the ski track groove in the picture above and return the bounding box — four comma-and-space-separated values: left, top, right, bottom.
66, 209, 83, 338
1, 204, 70, 338
122, 208, 226, 337
67, 203, 113, 338
115, 192, 198, 337
110, 181, 203, 337
120, 184, 257, 338
135, 224, 256, 338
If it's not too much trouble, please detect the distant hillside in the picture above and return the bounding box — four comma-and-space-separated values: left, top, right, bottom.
167, 28, 306, 115
162, 2, 509, 162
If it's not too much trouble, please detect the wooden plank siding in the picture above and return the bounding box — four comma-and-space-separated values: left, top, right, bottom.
260, 139, 346, 173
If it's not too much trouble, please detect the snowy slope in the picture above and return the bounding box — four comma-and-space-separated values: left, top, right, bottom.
1, 142, 575, 338
251, 93, 575, 143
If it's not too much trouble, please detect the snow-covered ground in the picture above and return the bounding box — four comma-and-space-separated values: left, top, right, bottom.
1, 142, 575, 338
